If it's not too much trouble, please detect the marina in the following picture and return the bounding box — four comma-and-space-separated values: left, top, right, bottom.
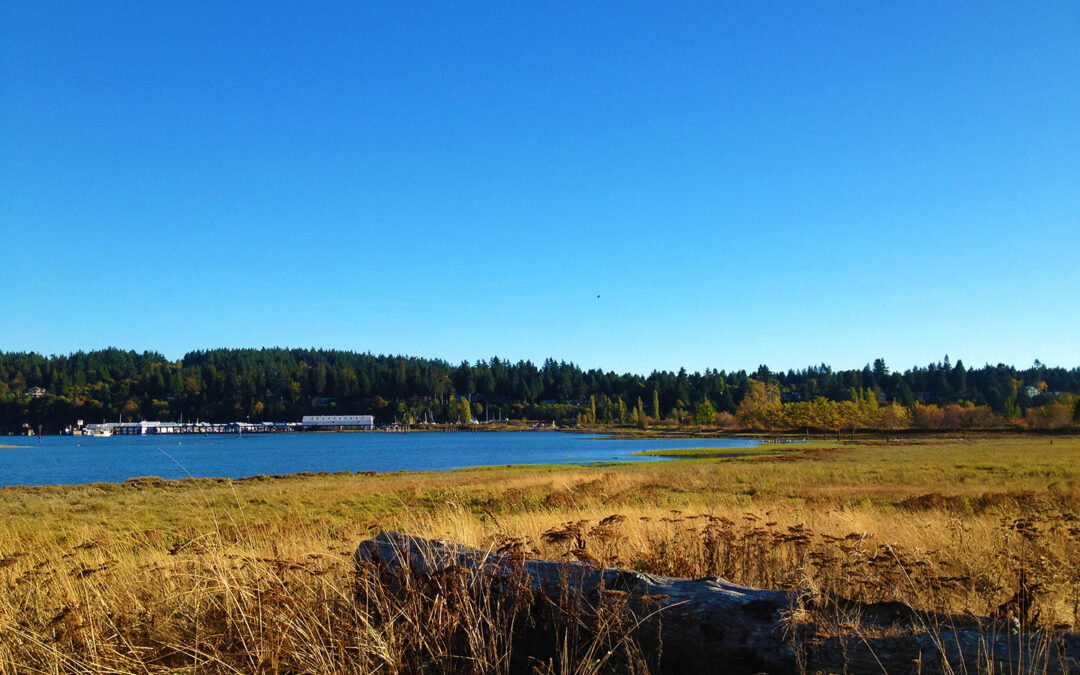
79, 415, 375, 436
83, 421, 299, 436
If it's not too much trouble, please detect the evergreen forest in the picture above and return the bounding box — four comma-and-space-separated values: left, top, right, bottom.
2, 348, 1078, 433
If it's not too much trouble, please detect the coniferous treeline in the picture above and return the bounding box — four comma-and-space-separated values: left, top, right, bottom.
1, 348, 1078, 433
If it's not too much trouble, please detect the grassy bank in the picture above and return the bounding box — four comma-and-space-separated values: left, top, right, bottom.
630, 441, 838, 458
1, 436, 1078, 672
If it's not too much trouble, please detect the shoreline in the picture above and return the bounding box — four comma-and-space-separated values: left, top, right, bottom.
0, 433, 761, 491
0, 455, 690, 493
3, 430, 1076, 492
7, 421, 1078, 441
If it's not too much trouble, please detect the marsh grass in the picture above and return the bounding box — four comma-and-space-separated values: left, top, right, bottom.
1, 436, 1078, 672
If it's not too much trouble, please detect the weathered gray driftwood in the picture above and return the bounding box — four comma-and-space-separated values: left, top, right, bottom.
356, 532, 1080, 674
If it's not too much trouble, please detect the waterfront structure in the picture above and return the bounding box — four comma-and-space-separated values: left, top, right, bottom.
114, 421, 181, 435
301, 414, 374, 430
81, 421, 298, 435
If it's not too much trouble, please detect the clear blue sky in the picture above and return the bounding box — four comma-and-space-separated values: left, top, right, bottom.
2, 2, 1078, 375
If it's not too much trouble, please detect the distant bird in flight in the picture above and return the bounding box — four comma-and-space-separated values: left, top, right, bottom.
596, 294, 601, 298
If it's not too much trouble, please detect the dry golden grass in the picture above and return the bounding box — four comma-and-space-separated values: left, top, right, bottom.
1, 435, 1078, 672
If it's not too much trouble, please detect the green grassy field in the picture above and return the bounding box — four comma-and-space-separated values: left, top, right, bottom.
631, 441, 836, 458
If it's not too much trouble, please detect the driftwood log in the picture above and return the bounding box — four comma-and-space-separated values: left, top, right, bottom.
356, 532, 1080, 674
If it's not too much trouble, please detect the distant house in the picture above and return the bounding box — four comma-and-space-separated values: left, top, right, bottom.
24, 387, 47, 398
1024, 386, 1040, 398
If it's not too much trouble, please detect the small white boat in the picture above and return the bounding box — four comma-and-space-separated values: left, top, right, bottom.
85, 424, 113, 437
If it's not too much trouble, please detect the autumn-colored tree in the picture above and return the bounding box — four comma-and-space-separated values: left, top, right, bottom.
878, 402, 911, 430
736, 379, 780, 429
1025, 395, 1076, 429
448, 395, 471, 423
855, 388, 880, 428
716, 411, 738, 428
911, 403, 945, 430
121, 399, 140, 419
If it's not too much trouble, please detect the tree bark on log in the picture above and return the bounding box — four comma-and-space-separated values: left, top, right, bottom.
356, 532, 1079, 674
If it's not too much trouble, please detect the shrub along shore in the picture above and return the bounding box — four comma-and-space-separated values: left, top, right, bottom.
1, 434, 1078, 672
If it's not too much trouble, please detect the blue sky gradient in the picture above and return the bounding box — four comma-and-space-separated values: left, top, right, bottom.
2, 2, 1078, 374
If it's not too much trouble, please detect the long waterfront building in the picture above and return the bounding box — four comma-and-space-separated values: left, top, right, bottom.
300, 415, 374, 430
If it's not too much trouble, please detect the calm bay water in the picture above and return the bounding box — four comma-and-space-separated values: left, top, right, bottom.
0, 432, 757, 488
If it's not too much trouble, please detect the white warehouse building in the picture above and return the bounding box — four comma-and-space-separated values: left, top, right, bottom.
301, 415, 374, 430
